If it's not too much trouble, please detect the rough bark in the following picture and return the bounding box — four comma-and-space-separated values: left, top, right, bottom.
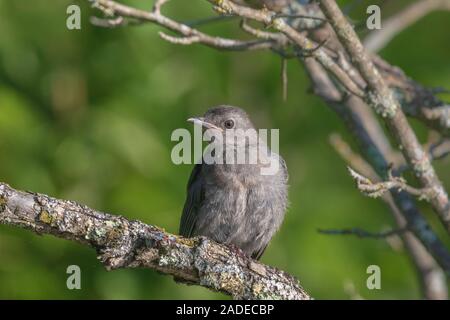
319, 0, 450, 233
304, 58, 450, 279
0, 182, 310, 300
85, 0, 450, 298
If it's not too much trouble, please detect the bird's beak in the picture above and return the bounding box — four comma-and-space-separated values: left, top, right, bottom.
187, 117, 222, 131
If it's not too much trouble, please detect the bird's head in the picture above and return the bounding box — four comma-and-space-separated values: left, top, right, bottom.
188, 105, 279, 174
188, 105, 255, 132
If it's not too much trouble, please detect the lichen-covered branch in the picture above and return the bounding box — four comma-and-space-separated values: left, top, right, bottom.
304, 56, 450, 301
0, 182, 310, 300
319, 0, 450, 234
303, 58, 450, 279
328, 133, 448, 300
373, 56, 450, 137
302, 4, 450, 137
348, 167, 438, 202
84, 0, 449, 298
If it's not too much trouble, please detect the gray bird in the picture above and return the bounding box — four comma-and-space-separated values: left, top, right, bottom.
179, 105, 288, 260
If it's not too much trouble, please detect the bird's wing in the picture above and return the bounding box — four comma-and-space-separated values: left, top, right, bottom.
252, 244, 268, 261
179, 163, 204, 237
279, 155, 289, 183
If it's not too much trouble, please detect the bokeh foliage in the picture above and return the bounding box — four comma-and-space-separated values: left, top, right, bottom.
0, 0, 449, 299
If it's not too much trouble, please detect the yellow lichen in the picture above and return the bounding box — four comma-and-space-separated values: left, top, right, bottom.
154, 225, 166, 233
106, 228, 122, 242
176, 236, 197, 247
219, 272, 244, 296
252, 282, 264, 296
39, 210, 54, 225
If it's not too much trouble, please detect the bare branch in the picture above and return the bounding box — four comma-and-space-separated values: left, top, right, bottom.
304, 58, 450, 280
208, 0, 365, 98
319, 0, 450, 234
273, 13, 328, 24
153, 0, 170, 15
348, 167, 437, 201
240, 19, 287, 42
185, 15, 236, 27
84, 0, 450, 298
329, 134, 448, 299
281, 57, 288, 101
393, 135, 450, 175
373, 56, 450, 137
90, 16, 128, 28
89, 0, 450, 138
430, 138, 450, 160
89, 0, 279, 51
302, 4, 450, 137
159, 32, 202, 45
0, 182, 310, 300
329, 133, 379, 179
318, 227, 407, 239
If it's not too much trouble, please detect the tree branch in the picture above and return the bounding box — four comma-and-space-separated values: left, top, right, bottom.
89, 0, 279, 51
304, 58, 450, 288
83, 0, 450, 298
89, 0, 450, 137
348, 167, 438, 201
319, 0, 450, 234
0, 182, 310, 300
304, 5, 450, 137
328, 133, 448, 299
373, 56, 450, 137
208, 0, 365, 98
318, 227, 407, 239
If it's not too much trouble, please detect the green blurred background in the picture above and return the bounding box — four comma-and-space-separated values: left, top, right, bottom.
0, 0, 449, 299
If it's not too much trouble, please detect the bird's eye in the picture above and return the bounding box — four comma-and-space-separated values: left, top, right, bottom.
224, 119, 235, 129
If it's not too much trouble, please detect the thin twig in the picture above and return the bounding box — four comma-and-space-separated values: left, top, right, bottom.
184, 15, 236, 27
89, 0, 279, 51
281, 58, 288, 101
348, 166, 438, 201
318, 227, 407, 239
305, 58, 450, 281
153, 0, 170, 14
240, 18, 287, 42
320, 0, 450, 233
430, 138, 450, 160
274, 13, 328, 23
90, 16, 128, 28
328, 132, 448, 298
208, 0, 366, 98
85, 0, 450, 295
